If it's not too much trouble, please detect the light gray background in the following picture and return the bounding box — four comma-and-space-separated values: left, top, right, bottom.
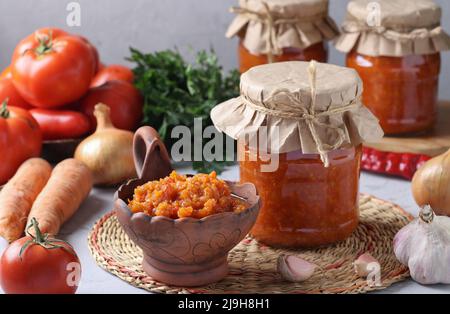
0, 0, 449, 99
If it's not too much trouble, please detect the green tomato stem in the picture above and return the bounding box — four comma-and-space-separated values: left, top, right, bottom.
0, 100, 10, 119
34, 30, 54, 56
19, 218, 76, 259
30, 218, 45, 243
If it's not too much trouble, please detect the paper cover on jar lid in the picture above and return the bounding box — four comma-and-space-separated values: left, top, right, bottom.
211, 61, 384, 166
226, 0, 339, 56
335, 0, 450, 57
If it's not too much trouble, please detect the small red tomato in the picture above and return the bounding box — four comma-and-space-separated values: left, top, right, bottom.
80, 80, 143, 131
30, 108, 91, 140
0, 77, 32, 109
0, 218, 81, 294
90, 64, 134, 88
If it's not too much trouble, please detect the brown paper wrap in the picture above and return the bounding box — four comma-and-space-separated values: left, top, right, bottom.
211, 61, 384, 166
335, 0, 450, 57
226, 0, 339, 57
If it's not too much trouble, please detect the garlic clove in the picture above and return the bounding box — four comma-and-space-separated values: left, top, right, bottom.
353, 253, 380, 277
277, 254, 317, 282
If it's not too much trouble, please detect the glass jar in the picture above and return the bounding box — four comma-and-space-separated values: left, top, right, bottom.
211, 61, 383, 249
240, 144, 362, 248
239, 41, 329, 73
347, 50, 441, 135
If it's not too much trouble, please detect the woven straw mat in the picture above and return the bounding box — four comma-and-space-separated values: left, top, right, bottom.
88, 194, 413, 294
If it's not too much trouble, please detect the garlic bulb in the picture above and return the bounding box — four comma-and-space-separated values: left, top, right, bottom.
393, 205, 450, 285
277, 254, 317, 282
412, 150, 450, 216
74, 103, 136, 186
354, 253, 380, 278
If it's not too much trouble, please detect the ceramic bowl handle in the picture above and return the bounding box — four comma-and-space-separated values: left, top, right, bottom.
133, 126, 173, 182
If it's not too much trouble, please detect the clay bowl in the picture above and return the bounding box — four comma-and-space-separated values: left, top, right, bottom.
114, 126, 261, 287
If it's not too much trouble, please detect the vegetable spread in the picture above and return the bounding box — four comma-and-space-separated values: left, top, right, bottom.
128, 171, 246, 219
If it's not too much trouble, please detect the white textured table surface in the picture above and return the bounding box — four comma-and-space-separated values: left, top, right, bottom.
1, 165, 449, 294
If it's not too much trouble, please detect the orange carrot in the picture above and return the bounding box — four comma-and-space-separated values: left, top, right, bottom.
0, 158, 52, 242
27, 158, 93, 235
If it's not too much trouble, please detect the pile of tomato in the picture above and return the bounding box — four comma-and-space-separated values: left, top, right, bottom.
0, 27, 143, 185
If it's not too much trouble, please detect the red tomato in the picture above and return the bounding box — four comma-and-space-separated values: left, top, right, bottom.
0, 77, 32, 109
90, 64, 134, 88
11, 28, 96, 108
30, 108, 91, 140
0, 102, 42, 184
80, 80, 143, 131
76, 35, 100, 73
0, 66, 11, 79
0, 218, 80, 294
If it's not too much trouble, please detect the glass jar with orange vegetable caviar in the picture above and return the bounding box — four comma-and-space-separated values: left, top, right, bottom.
335, 0, 450, 135
346, 51, 441, 135
226, 0, 338, 73
211, 61, 383, 248
240, 145, 362, 247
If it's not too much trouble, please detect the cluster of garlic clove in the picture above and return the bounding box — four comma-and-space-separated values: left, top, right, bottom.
277, 254, 317, 282
394, 205, 450, 285
353, 253, 380, 278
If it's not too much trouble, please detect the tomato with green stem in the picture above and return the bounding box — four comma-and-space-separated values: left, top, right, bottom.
0, 218, 81, 294
11, 28, 96, 108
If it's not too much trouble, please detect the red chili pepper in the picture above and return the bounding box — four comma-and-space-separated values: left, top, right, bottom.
385, 152, 400, 175
29, 108, 91, 141
361, 147, 431, 180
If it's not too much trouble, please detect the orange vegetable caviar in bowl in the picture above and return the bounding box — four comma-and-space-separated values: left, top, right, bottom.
114, 126, 260, 287
128, 171, 247, 219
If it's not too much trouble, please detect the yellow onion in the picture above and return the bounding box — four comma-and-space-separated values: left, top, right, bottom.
74, 103, 136, 186
412, 150, 450, 216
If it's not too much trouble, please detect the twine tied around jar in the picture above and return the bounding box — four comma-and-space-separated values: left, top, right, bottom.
230, 2, 325, 63
341, 21, 444, 43
240, 61, 362, 167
